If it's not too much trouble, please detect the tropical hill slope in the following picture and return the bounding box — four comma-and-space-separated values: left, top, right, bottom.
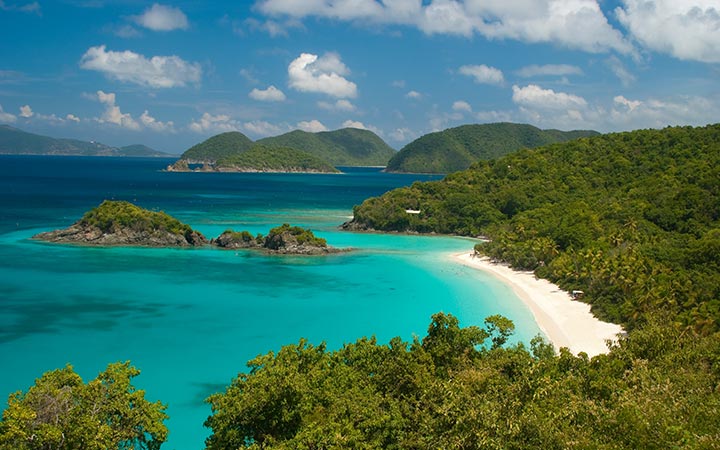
0, 125, 168, 157
215, 145, 340, 173
257, 127, 396, 166
178, 131, 254, 163
347, 124, 720, 333
386, 122, 599, 173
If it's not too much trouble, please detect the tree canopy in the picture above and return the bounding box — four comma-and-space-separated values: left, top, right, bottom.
0, 362, 167, 450
80, 200, 195, 238
204, 312, 720, 449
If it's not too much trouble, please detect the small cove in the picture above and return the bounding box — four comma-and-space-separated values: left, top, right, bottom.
0, 156, 542, 450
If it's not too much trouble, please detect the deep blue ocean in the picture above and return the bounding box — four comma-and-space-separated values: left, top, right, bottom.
0, 156, 542, 449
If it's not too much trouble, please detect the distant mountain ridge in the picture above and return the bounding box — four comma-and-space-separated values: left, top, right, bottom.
175, 127, 397, 170
386, 123, 599, 173
0, 125, 169, 157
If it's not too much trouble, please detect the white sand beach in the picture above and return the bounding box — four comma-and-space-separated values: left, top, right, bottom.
454, 252, 624, 358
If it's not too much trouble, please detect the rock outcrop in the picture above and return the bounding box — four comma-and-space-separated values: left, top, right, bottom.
214, 224, 345, 255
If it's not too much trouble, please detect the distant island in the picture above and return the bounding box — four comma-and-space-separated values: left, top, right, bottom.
163, 122, 600, 174
0, 125, 170, 157
386, 123, 599, 173
167, 127, 396, 173
34, 200, 342, 254
168, 143, 340, 174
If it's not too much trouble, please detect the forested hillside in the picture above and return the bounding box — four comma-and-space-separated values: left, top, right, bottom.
386, 123, 598, 173
179, 131, 254, 163
349, 124, 720, 332
215, 145, 339, 173
257, 127, 396, 166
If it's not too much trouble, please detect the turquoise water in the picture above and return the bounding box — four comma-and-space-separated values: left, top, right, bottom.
0, 157, 542, 449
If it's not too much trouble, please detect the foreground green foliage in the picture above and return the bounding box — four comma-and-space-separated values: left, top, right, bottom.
386, 123, 598, 173
257, 128, 396, 166
80, 200, 195, 237
0, 362, 167, 450
205, 312, 720, 449
180, 131, 254, 162
216, 145, 339, 173
352, 124, 720, 332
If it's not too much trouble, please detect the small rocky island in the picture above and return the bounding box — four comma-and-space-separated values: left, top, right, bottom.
166, 145, 340, 174
33, 200, 208, 247
34, 201, 343, 255
214, 224, 345, 255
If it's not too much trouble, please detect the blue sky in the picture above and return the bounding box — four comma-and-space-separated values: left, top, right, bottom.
0, 0, 718, 154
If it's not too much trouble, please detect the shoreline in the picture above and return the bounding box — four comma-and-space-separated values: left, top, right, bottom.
453, 252, 623, 358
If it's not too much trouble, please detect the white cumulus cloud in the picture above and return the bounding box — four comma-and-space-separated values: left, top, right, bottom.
133, 3, 189, 31
613, 95, 642, 112
66, 114, 80, 123
459, 64, 504, 85
288, 52, 357, 98
342, 120, 367, 129
19, 104, 33, 118
80, 45, 201, 88
257, 0, 632, 54
515, 64, 584, 77
189, 112, 239, 134
406, 90, 422, 99
140, 110, 174, 132
297, 119, 328, 132
616, 0, 720, 63
452, 100, 472, 113
95, 90, 140, 130
512, 84, 588, 110
249, 85, 286, 102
